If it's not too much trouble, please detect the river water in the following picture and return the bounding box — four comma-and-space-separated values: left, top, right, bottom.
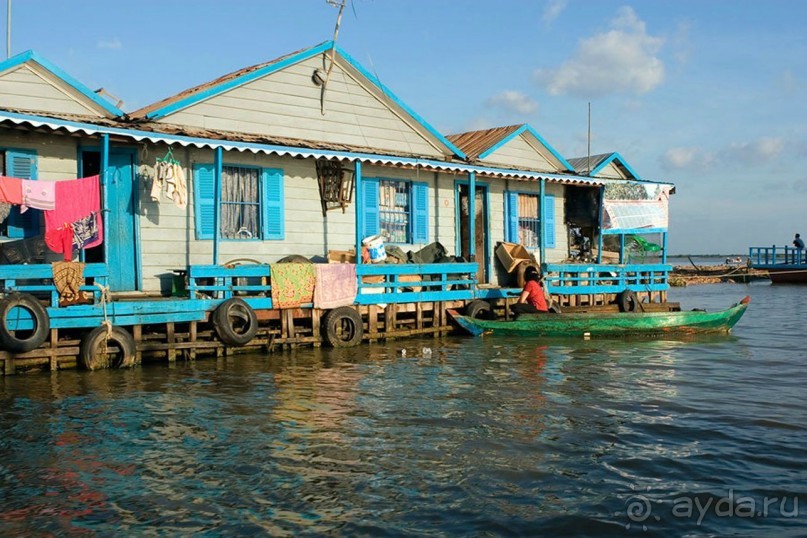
0, 282, 804, 536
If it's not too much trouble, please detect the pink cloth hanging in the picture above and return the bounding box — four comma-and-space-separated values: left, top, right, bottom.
0, 176, 22, 204
313, 263, 358, 309
44, 175, 103, 250
21, 179, 56, 211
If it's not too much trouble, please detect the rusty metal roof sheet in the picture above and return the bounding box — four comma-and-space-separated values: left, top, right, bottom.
128, 44, 320, 119
446, 124, 524, 160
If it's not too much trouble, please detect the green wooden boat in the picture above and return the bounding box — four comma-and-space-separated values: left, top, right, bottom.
448, 296, 750, 338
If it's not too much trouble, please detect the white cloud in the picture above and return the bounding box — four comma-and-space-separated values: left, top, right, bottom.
542, 0, 567, 26
97, 38, 122, 50
534, 6, 664, 98
662, 137, 785, 171
486, 90, 538, 115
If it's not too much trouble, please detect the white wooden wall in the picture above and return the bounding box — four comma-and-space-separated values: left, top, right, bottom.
481, 134, 558, 172
0, 64, 104, 117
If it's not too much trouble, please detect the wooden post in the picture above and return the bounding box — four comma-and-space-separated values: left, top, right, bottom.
166, 322, 176, 361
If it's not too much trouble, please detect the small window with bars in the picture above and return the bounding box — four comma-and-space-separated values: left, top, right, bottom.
221, 165, 261, 240
379, 179, 410, 243
518, 193, 540, 248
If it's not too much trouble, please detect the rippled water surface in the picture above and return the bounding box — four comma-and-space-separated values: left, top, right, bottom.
1, 282, 805, 536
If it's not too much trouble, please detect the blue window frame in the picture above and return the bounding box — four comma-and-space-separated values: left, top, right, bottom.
2, 148, 39, 238
362, 177, 428, 244
193, 163, 284, 240
505, 191, 555, 249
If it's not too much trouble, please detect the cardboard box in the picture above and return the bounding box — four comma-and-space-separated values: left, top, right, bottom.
328, 249, 356, 264
495, 242, 536, 273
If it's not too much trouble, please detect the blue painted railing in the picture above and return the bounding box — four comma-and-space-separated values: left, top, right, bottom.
543, 263, 670, 294
749, 246, 806, 266
0, 263, 109, 306
356, 262, 477, 304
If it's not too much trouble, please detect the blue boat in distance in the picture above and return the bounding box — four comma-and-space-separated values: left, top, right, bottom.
749, 245, 807, 283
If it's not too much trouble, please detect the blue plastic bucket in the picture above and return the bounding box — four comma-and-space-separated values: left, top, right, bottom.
362, 235, 387, 263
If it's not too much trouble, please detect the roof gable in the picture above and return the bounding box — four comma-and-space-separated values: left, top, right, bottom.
448, 124, 573, 173
569, 152, 641, 180
129, 42, 465, 160
0, 50, 123, 118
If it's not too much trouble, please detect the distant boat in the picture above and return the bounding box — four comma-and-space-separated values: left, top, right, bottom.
748, 246, 807, 283
725, 256, 744, 265
448, 297, 750, 338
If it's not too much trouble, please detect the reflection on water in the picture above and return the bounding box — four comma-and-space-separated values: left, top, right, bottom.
0, 283, 805, 535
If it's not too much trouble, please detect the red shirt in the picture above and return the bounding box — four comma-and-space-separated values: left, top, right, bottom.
524, 280, 548, 311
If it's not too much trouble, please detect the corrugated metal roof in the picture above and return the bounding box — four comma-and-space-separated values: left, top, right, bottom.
567, 153, 613, 175
446, 124, 524, 160
0, 110, 606, 187
128, 45, 319, 120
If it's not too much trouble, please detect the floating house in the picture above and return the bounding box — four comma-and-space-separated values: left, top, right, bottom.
0, 42, 674, 373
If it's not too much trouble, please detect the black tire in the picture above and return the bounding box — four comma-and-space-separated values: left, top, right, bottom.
548, 304, 562, 314
0, 292, 50, 353
277, 255, 311, 264
213, 298, 258, 346
80, 326, 137, 370
322, 307, 363, 347
464, 299, 493, 320
617, 290, 639, 313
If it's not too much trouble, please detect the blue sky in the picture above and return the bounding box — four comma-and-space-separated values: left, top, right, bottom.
9, 0, 807, 254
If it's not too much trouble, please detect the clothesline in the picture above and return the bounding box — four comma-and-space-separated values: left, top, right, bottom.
0, 174, 103, 262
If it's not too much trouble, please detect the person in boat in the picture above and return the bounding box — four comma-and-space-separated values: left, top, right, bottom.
512, 266, 549, 316
794, 233, 804, 263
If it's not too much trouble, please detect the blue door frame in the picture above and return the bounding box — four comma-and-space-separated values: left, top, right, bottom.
455, 179, 491, 283
79, 147, 140, 291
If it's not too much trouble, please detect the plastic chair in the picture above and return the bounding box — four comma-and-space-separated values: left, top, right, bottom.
628, 235, 661, 263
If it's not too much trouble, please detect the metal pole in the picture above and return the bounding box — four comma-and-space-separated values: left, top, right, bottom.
6, 0, 10, 59
213, 146, 222, 265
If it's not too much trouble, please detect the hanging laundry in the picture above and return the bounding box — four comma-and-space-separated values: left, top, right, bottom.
20, 179, 56, 212
44, 175, 103, 251
45, 224, 74, 262
72, 212, 100, 249
164, 163, 187, 209
0, 176, 22, 205
0, 202, 11, 224
52, 261, 88, 307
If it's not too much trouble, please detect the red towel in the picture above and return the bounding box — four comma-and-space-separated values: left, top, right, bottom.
0, 176, 22, 204
45, 225, 74, 261
44, 175, 103, 250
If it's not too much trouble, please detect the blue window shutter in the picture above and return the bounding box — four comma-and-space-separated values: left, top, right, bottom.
505, 191, 518, 243
411, 181, 428, 243
193, 163, 215, 240
544, 194, 556, 248
262, 168, 284, 240
362, 178, 379, 238
6, 149, 39, 238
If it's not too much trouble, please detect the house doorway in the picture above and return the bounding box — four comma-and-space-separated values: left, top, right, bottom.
457, 182, 489, 284
80, 148, 139, 291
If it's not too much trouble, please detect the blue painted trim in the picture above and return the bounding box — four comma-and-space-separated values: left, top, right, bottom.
662, 231, 668, 264
100, 135, 109, 263
468, 172, 476, 257
619, 234, 626, 264
0, 111, 609, 186
334, 45, 467, 160
597, 185, 604, 263
589, 152, 642, 180
0, 50, 124, 117
477, 124, 574, 172
539, 179, 546, 263
601, 227, 668, 235
145, 41, 334, 120
355, 161, 363, 267
214, 147, 222, 265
